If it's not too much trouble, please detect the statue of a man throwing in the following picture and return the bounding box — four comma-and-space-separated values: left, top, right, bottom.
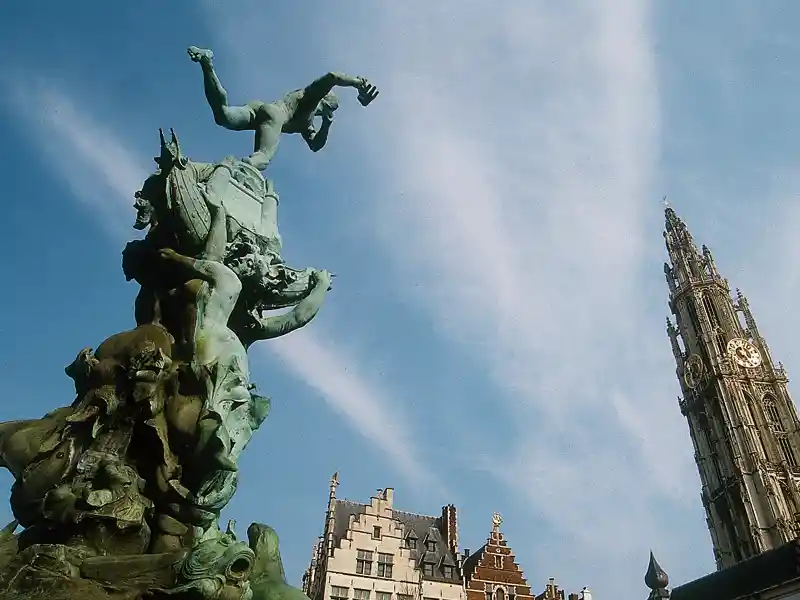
187, 46, 379, 171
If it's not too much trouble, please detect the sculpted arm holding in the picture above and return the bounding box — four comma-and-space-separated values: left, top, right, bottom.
249, 270, 332, 342
301, 72, 379, 107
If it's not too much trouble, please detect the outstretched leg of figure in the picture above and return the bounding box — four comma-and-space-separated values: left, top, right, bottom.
188, 46, 255, 131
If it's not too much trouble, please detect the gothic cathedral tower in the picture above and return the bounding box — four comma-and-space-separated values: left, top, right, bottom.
663, 207, 800, 570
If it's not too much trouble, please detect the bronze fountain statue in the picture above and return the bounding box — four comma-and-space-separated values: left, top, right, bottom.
0, 46, 378, 600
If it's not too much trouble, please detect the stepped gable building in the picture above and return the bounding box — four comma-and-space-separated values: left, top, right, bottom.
643, 206, 800, 599
302, 474, 464, 600
462, 513, 587, 600
303, 475, 591, 600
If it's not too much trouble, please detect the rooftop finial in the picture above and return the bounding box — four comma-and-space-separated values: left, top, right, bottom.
491, 512, 503, 532
645, 551, 670, 598
330, 472, 340, 491
662, 196, 670, 209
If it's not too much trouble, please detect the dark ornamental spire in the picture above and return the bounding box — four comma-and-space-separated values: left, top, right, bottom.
644, 551, 670, 599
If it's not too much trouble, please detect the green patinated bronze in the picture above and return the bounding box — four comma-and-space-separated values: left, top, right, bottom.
0, 45, 378, 600
187, 46, 378, 171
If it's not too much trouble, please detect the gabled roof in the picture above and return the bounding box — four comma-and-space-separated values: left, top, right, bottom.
440, 552, 456, 567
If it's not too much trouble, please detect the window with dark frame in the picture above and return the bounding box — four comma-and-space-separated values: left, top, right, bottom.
373, 526, 382, 540
376, 593, 391, 600
332, 587, 350, 600
354, 590, 370, 600
356, 550, 373, 575
422, 562, 434, 577
494, 554, 502, 569
425, 540, 436, 552
407, 537, 417, 549
377, 553, 394, 578
442, 565, 454, 578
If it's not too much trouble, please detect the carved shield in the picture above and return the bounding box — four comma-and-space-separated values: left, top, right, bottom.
165, 164, 212, 254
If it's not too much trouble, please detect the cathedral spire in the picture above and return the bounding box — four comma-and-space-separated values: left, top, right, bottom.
663, 206, 800, 570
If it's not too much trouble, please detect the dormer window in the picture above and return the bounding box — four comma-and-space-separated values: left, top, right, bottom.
422, 562, 434, 577
406, 528, 418, 549
425, 540, 436, 552
442, 565, 454, 578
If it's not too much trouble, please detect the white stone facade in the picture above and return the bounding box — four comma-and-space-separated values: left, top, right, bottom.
304, 484, 464, 600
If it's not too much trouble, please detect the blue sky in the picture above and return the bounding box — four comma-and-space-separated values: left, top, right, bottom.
1, 1, 799, 598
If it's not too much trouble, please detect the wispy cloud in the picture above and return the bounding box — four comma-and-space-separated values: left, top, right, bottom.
3, 77, 148, 239
264, 331, 437, 490
355, 0, 685, 572
202, 0, 711, 595
2, 74, 431, 487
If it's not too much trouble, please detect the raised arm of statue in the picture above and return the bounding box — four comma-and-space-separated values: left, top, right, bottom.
157, 198, 242, 340
302, 114, 334, 153
158, 194, 230, 282
249, 270, 332, 342
296, 72, 380, 118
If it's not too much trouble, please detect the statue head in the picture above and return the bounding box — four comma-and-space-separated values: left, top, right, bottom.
315, 92, 339, 118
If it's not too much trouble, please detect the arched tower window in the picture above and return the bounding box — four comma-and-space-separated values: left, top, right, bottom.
767, 394, 798, 468
703, 294, 721, 328
763, 395, 784, 432
686, 298, 703, 335
495, 589, 505, 600
743, 393, 767, 458
715, 329, 727, 357
778, 437, 798, 469
741, 392, 756, 426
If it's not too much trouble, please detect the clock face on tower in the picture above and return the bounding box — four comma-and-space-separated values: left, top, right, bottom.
683, 354, 704, 389
727, 337, 762, 368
